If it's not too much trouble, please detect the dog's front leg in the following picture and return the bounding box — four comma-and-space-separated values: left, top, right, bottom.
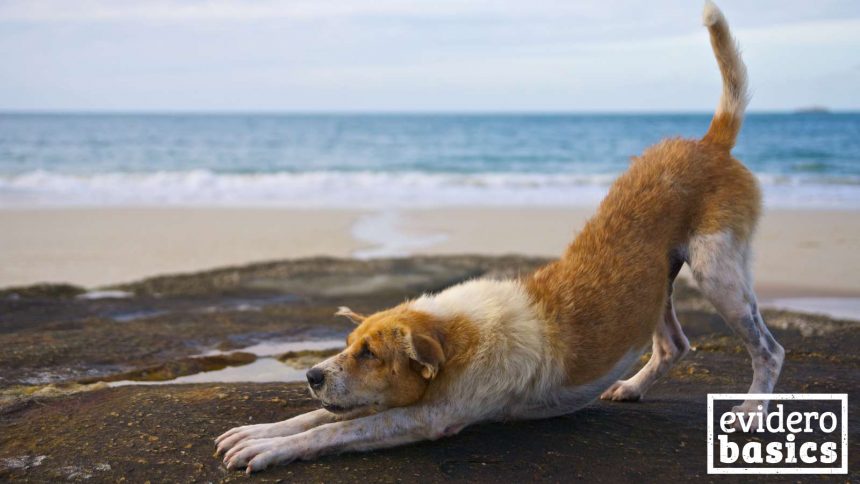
223, 406, 453, 473
215, 409, 340, 455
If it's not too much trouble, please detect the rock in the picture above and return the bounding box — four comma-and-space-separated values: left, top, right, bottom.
0, 283, 86, 300
276, 349, 342, 369
0, 256, 857, 481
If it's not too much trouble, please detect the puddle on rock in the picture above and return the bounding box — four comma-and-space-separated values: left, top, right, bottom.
77, 290, 132, 300
107, 339, 345, 387
200, 338, 344, 357
763, 297, 860, 322
109, 359, 308, 386
109, 309, 170, 323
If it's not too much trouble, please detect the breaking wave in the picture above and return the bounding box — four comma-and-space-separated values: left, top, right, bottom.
1, 170, 859, 209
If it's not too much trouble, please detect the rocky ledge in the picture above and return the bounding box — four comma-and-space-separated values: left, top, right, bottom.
0, 256, 857, 482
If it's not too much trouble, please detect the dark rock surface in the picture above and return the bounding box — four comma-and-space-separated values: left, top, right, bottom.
0, 256, 857, 482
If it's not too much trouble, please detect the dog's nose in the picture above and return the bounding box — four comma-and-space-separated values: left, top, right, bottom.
306, 368, 325, 389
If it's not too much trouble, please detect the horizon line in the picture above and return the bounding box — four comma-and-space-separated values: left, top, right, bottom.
0, 108, 856, 116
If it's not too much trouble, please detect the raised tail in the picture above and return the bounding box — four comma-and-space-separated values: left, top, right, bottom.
701, 1, 748, 149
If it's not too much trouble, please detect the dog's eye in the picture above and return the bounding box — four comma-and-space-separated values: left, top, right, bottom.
358, 342, 376, 360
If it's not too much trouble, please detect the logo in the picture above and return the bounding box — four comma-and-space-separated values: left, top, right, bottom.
707, 393, 848, 474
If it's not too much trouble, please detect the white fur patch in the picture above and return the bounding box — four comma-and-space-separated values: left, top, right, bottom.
702, 0, 722, 27
410, 279, 565, 419
689, 230, 785, 414
689, 231, 752, 317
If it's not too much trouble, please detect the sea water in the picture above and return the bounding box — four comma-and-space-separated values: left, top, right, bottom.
1, 112, 858, 208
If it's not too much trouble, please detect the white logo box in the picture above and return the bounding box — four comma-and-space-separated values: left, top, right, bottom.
707, 393, 848, 475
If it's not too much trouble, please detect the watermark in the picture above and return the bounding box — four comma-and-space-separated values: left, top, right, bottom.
707, 394, 847, 474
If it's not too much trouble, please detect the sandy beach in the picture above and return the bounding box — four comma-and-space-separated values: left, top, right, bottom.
0, 208, 366, 288
2, 207, 859, 299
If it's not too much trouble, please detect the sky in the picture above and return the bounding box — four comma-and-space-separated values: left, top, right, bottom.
0, 0, 858, 112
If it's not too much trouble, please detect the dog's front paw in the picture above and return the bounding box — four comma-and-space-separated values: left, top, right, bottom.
223, 436, 301, 473
599, 380, 642, 402
215, 422, 289, 456
729, 403, 765, 432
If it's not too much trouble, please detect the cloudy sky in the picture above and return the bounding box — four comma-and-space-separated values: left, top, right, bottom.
0, 0, 858, 112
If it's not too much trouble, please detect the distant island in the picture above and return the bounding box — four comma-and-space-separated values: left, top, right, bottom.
795, 106, 831, 114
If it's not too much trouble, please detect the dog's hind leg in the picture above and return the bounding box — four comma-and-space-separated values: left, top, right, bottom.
601, 253, 690, 402
688, 231, 784, 419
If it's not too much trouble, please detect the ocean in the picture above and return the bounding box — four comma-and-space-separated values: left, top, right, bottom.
1, 113, 858, 209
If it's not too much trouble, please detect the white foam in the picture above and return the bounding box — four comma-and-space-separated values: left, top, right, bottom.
1, 170, 859, 209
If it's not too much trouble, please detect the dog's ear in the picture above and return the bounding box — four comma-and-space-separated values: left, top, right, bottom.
335, 306, 366, 325
404, 329, 445, 380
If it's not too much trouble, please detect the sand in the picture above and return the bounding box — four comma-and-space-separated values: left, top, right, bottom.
0, 208, 366, 288
1, 207, 859, 300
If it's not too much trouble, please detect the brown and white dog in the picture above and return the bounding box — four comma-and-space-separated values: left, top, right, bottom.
216, 1, 784, 473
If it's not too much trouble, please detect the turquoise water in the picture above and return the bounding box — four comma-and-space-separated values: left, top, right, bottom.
1, 113, 858, 208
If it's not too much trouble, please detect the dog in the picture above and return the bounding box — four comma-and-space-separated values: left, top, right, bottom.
215, 1, 784, 473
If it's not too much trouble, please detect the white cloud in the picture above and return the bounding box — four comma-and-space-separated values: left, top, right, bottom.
0, 0, 641, 22
2, 0, 855, 24
0, 0, 857, 110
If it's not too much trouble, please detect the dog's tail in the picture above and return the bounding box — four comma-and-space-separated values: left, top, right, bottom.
701, 1, 748, 150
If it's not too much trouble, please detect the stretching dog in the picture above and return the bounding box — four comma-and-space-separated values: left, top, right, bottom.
216, 1, 784, 473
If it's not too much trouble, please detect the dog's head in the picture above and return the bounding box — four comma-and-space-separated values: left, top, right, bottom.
306, 304, 445, 414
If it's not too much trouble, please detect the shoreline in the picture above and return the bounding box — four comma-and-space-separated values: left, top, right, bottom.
2, 206, 859, 319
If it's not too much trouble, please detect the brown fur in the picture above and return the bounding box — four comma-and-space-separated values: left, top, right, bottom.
343, 305, 480, 409
527, 137, 761, 385
702, 1, 748, 149
704, 112, 743, 148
